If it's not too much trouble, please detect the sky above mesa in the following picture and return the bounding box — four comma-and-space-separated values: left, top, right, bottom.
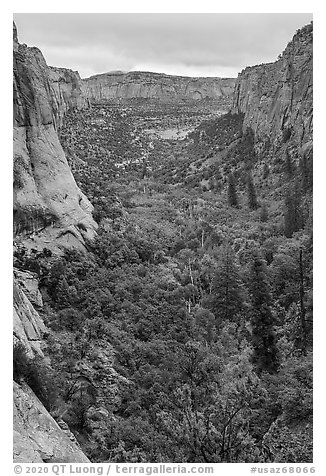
13, 13, 313, 79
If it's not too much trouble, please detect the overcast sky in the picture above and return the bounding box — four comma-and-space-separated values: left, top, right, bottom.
13, 13, 312, 79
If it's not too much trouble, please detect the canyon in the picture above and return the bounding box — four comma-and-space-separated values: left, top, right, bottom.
13, 20, 313, 257
13, 20, 313, 464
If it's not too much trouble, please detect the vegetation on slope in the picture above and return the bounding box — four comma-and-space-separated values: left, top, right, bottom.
14, 100, 313, 463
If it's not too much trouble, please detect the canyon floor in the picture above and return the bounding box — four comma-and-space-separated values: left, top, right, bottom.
14, 97, 313, 463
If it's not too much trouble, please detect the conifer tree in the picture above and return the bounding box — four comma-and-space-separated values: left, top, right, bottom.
247, 173, 258, 209
207, 246, 245, 325
299, 154, 313, 192
248, 254, 279, 374
284, 150, 295, 176
227, 172, 238, 207
260, 203, 269, 222
284, 182, 303, 237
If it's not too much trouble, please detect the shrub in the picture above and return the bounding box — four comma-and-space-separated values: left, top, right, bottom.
56, 307, 84, 331
13, 342, 30, 383
13, 343, 57, 411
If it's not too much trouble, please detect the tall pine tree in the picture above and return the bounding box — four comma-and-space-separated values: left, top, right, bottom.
284, 150, 295, 177
206, 245, 245, 326
248, 254, 279, 374
247, 173, 258, 210
260, 203, 269, 222
284, 181, 303, 237
227, 172, 238, 207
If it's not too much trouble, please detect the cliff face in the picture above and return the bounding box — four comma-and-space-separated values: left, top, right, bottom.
13, 274, 90, 463
13, 276, 45, 358
48, 66, 88, 129
13, 24, 96, 464
83, 71, 236, 102
14, 381, 90, 463
13, 23, 97, 252
232, 23, 312, 153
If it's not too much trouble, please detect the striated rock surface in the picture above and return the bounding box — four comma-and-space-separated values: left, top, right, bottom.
14, 269, 43, 309
13, 22, 97, 252
13, 279, 46, 358
13, 275, 92, 462
48, 66, 88, 129
83, 71, 236, 102
13, 381, 90, 463
13, 24, 99, 464
232, 23, 312, 152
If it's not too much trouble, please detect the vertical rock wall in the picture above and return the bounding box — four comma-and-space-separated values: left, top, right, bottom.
14, 382, 90, 463
13, 22, 97, 252
48, 66, 89, 129
232, 23, 313, 153
13, 24, 94, 461
83, 71, 236, 101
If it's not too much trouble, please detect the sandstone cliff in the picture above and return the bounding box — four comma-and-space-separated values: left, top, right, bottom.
83, 70, 236, 102
13, 275, 90, 463
232, 23, 312, 153
48, 66, 88, 129
13, 22, 97, 252
13, 275, 45, 358
13, 23, 94, 460
14, 381, 90, 463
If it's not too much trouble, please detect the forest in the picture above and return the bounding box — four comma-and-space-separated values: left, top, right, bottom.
14, 101, 313, 463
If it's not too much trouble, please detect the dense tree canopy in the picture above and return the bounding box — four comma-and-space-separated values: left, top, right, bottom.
14, 102, 313, 463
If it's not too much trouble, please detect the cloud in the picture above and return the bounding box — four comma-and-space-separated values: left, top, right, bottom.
13, 13, 313, 78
